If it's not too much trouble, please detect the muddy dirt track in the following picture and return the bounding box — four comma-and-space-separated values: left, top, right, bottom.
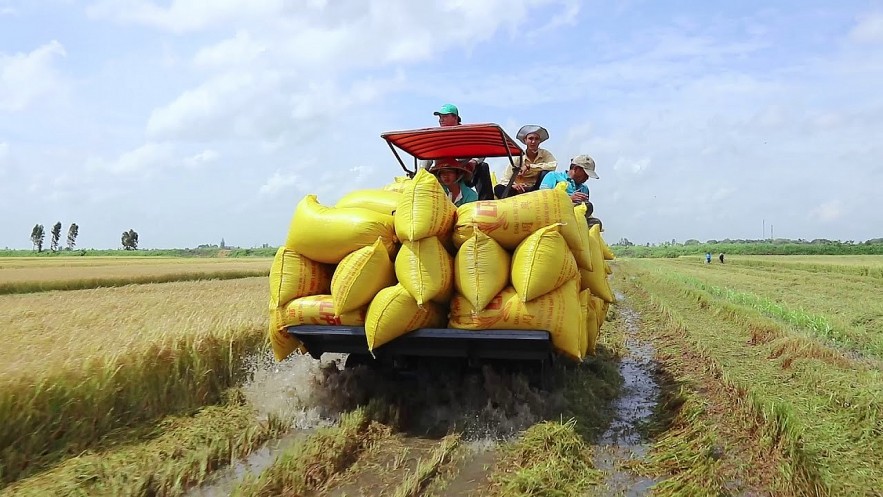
185, 292, 675, 497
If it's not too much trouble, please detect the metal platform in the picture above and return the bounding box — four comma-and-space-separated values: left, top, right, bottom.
287, 325, 552, 361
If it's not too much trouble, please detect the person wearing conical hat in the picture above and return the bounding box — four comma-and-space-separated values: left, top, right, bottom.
495, 124, 558, 198
428, 157, 479, 207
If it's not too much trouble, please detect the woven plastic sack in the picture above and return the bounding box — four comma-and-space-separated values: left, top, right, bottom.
511, 224, 579, 302
278, 294, 367, 328
268, 309, 306, 361
572, 203, 593, 270
599, 232, 615, 260
383, 176, 412, 193
268, 247, 333, 309
585, 291, 600, 356
394, 169, 456, 242
366, 285, 446, 352
449, 280, 582, 361
454, 183, 581, 253
454, 230, 510, 311
395, 236, 454, 305
335, 189, 402, 216
586, 224, 615, 303
332, 238, 396, 315
285, 195, 396, 264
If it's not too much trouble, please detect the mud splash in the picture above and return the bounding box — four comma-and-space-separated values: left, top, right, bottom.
311, 360, 566, 440
594, 294, 663, 495
186, 352, 345, 496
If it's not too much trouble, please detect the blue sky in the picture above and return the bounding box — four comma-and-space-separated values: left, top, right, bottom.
2, 0, 882, 249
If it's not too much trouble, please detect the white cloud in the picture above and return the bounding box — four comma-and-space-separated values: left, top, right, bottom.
850, 12, 883, 44
193, 31, 266, 69
811, 200, 845, 223
613, 157, 650, 175
86, 143, 175, 175
86, 0, 287, 34
0, 40, 66, 111
0, 141, 10, 175
259, 170, 298, 196
183, 149, 219, 168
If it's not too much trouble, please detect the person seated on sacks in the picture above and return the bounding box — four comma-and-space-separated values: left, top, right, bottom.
494, 125, 558, 199
429, 157, 479, 207
539, 154, 598, 206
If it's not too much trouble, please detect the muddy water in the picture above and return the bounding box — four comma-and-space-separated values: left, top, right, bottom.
594, 295, 662, 495
186, 352, 347, 497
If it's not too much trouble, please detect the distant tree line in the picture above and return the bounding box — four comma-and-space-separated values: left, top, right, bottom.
611, 237, 883, 258
30, 223, 79, 252
27, 223, 141, 252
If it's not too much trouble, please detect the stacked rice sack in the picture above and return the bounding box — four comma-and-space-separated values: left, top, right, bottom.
267, 169, 617, 363
267, 191, 399, 361
448, 182, 616, 361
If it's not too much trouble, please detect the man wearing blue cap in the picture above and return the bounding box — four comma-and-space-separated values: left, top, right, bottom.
433, 103, 461, 126
426, 103, 494, 200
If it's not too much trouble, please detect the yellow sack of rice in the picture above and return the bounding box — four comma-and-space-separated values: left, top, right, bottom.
592, 295, 608, 329
268, 247, 333, 309
332, 238, 396, 315
278, 294, 367, 328
454, 183, 581, 253
605, 261, 612, 275
395, 236, 453, 305
585, 293, 600, 356
335, 189, 402, 216
586, 224, 615, 303
578, 290, 589, 360
395, 169, 456, 242
285, 195, 396, 264
511, 224, 579, 302
268, 309, 307, 361
366, 284, 446, 352
599, 232, 615, 260
449, 280, 582, 361
454, 230, 511, 311
572, 203, 593, 270
383, 176, 412, 193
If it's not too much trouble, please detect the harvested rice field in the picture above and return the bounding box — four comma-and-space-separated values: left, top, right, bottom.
1, 254, 881, 496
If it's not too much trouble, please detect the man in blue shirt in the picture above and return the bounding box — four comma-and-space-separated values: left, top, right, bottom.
539, 154, 599, 204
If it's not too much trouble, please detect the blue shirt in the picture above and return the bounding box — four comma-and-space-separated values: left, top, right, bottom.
539, 171, 589, 197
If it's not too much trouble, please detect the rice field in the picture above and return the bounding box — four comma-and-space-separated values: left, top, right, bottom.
0, 257, 271, 294
1, 254, 881, 496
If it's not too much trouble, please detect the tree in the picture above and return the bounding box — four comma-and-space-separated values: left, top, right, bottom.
121, 229, 139, 250
50, 222, 62, 252
30, 224, 45, 252
220, 238, 226, 249
67, 223, 79, 250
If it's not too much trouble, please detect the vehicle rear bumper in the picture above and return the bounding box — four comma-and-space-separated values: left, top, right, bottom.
287, 325, 552, 361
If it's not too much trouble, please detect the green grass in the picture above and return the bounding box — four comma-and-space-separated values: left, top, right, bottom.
231, 407, 392, 497
1, 391, 291, 497
615, 260, 883, 495
488, 419, 603, 496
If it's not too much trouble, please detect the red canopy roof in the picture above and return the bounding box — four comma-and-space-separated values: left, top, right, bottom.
381, 123, 523, 160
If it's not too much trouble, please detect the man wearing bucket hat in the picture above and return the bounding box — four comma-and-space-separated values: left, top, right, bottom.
539, 154, 598, 204
494, 124, 558, 198
428, 157, 479, 207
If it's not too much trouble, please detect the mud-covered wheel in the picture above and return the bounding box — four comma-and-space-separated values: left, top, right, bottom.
344, 353, 382, 370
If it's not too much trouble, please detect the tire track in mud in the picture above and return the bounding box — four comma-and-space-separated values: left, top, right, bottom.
189, 297, 668, 496
593, 294, 664, 495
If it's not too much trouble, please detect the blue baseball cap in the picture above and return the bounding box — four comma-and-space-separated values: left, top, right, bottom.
433, 103, 459, 116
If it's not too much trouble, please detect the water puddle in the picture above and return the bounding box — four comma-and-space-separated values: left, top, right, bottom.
186, 353, 347, 496
594, 294, 663, 495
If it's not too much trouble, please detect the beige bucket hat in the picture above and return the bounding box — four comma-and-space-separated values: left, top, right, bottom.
570, 155, 599, 179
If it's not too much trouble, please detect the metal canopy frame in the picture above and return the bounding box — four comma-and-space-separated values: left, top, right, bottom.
381, 124, 523, 194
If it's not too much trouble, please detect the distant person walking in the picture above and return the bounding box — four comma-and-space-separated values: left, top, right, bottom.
719, 253, 725, 264
705, 252, 712, 264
